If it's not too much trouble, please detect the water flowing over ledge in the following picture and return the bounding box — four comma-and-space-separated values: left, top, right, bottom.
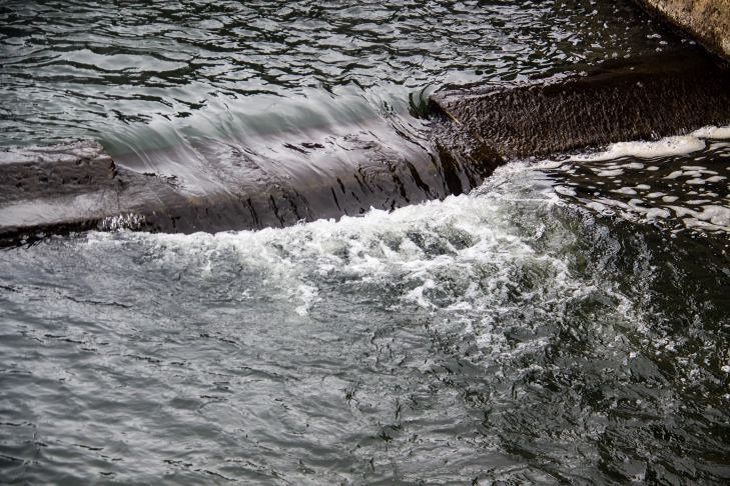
2, 48, 730, 246
2, 157, 729, 483
2, 2, 730, 483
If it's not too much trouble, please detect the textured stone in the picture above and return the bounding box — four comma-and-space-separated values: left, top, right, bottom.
430, 51, 730, 159
635, 0, 730, 59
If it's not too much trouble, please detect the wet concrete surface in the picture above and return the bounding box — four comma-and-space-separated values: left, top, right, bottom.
0, 125, 501, 246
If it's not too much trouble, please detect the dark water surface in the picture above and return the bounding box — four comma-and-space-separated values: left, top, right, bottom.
1, 1, 679, 153
1, 0, 730, 484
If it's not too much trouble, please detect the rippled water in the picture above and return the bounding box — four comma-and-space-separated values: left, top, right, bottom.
552, 128, 730, 244
2, 0, 730, 484
2, 158, 729, 483
1, 0, 678, 150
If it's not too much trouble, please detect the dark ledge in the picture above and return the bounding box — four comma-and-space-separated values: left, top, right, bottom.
429, 51, 730, 159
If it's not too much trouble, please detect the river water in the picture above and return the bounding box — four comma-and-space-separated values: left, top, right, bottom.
1, 0, 729, 484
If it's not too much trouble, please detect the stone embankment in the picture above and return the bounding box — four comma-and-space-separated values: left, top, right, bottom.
635, 0, 730, 59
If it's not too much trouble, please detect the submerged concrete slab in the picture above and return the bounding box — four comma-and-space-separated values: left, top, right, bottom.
635, 0, 730, 59
430, 52, 730, 159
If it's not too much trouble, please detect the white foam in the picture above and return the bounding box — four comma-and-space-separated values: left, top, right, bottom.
584, 201, 612, 214
666, 205, 730, 231
294, 283, 319, 316
555, 185, 577, 197
699, 206, 730, 227
613, 187, 637, 195
690, 125, 730, 139
593, 168, 624, 177
83, 161, 612, 361
664, 171, 683, 180
571, 136, 706, 162
680, 166, 714, 172
644, 208, 671, 219
568, 124, 729, 163
620, 162, 645, 170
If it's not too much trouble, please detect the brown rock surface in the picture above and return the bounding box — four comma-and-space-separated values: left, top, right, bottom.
636, 0, 730, 59
430, 52, 730, 159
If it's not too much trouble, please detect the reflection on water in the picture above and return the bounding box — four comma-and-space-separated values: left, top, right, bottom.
1, 0, 729, 483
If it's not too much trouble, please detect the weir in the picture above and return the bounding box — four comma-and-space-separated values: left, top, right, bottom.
0, 123, 500, 245
3, 3, 730, 481
2, 48, 729, 246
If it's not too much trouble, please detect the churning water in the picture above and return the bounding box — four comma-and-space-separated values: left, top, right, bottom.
1, 0, 729, 484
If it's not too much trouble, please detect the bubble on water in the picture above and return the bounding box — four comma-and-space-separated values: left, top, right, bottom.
691, 125, 730, 139
571, 135, 707, 162
613, 187, 637, 195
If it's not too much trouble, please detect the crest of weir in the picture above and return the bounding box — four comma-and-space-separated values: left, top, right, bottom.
1, 49, 729, 246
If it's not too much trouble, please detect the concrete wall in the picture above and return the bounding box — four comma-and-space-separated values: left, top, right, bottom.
637, 0, 730, 59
